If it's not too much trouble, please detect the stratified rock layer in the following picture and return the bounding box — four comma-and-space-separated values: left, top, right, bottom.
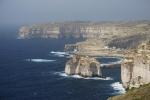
121, 41, 150, 89
18, 21, 150, 40
65, 55, 102, 77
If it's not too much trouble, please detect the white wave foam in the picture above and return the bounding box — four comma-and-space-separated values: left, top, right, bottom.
54, 72, 113, 80
111, 82, 126, 94
50, 51, 69, 57
96, 56, 123, 67
51, 51, 66, 55
26, 59, 56, 63
101, 60, 123, 67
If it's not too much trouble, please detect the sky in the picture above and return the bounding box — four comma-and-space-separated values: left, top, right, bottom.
0, 0, 150, 26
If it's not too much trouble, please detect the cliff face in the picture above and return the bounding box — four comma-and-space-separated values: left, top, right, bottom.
108, 33, 149, 49
121, 41, 150, 89
65, 55, 102, 77
18, 21, 150, 39
19, 24, 60, 39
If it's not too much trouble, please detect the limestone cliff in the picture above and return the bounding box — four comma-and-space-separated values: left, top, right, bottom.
121, 41, 150, 89
18, 21, 150, 40
65, 55, 102, 77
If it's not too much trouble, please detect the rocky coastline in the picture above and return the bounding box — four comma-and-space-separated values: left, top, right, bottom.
64, 39, 150, 100
18, 21, 150, 99
108, 41, 150, 100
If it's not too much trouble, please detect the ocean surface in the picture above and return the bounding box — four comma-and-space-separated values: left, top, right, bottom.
0, 28, 125, 100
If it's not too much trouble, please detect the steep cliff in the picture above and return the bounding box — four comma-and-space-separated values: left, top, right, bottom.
121, 41, 150, 89
18, 21, 150, 39
65, 55, 102, 77
108, 41, 150, 100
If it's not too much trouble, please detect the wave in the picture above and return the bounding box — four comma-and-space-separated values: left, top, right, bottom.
101, 60, 123, 67
97, 56, 123, 67
50, 51, 69, 57
54, 72, 113, 80
26, 59, 56, 63
111, 82, 126, 94
51, 51, 67, 55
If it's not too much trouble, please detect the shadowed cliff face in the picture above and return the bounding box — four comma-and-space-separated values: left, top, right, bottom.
65, 55, 102, 77
108, 33, 149, 49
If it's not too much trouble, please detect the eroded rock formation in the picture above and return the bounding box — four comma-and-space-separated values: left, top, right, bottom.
121, 41, 150, 89
65, 54, 102, 77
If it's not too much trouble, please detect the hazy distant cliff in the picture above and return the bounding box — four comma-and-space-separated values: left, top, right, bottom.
18, 21, 150, 40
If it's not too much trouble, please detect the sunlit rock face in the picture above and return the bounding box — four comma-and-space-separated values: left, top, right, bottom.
121, 41, 150, 89
65, 55, 102, 77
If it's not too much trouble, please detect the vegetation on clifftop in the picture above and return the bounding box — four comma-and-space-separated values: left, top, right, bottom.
108, 83, 150, 100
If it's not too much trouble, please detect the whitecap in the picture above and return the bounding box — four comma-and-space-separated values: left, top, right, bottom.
26, 59, 56, 63
83, 76, 113, 80
54, 72, 68, 77
51, 51, 67, 55
101, 60, 123, 67
111, 82, 126, 94
50, 51, 69, 57
54, 72, 113, 80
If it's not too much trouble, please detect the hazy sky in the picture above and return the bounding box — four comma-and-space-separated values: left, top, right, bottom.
0, 0, 150, 25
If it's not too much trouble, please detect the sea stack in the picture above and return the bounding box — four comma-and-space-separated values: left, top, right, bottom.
65, 54, 102, 77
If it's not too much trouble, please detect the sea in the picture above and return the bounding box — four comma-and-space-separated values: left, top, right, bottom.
0, 27, 125, 100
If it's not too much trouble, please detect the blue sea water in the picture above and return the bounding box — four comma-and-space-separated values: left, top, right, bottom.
0, 28, 125, 100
